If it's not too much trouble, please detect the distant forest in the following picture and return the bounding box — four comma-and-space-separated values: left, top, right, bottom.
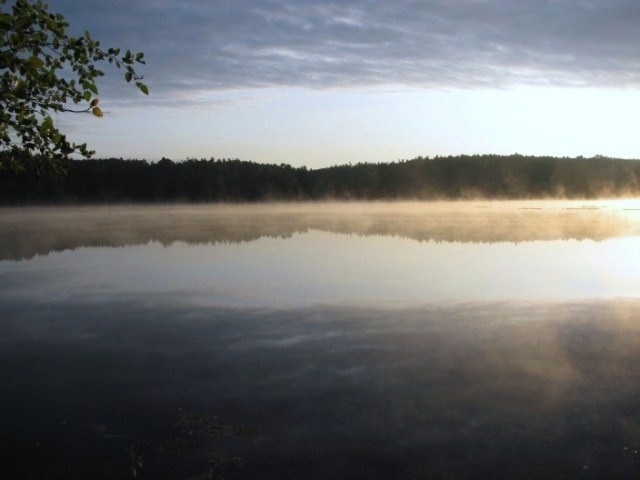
2, 154, 640, 203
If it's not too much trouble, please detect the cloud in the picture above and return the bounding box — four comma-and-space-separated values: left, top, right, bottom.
54, 0, 640, 105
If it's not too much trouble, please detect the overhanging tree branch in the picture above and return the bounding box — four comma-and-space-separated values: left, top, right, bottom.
0, 0, 148, 173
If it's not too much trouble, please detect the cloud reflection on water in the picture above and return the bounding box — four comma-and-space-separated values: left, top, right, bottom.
2, 298, 640, 478
3, 201, 640, 478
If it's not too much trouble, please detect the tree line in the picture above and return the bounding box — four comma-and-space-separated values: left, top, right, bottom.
2, 154, 640, 204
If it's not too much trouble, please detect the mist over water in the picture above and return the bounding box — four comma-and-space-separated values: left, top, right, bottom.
2, 201, 640, 479
2, 199, 640, 259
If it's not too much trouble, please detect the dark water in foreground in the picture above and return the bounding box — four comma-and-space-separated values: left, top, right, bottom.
2, 201, 640, 479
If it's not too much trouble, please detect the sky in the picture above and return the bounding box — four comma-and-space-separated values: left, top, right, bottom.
48, 0, 640, 168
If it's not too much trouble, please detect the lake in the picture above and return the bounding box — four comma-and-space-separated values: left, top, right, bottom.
2, 200, 640, 479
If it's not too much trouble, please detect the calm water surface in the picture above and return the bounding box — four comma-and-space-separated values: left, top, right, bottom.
2, 201, 640, 479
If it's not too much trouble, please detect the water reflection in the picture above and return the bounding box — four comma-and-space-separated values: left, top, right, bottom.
1, 231, 639, 308
2, 201, 640, 479
2, 299, 640, 479
2, 200, 640, 260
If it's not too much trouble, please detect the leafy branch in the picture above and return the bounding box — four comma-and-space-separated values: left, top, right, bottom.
0, 0, 148, 173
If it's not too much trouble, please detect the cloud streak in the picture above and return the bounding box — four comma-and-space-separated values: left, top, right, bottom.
55, 0, 640, 104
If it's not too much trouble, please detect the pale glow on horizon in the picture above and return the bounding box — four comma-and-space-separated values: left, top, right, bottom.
7, 230, 640, 308
63, 85, 640, 168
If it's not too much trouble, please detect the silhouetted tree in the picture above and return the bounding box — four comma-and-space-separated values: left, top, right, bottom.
2, 154, 640, 204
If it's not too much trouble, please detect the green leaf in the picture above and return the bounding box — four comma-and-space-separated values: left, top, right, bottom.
0, 13, 12, 27
40, 116, 53, 134
16, 15, 32, 30
136, 82, 149, 95
26, 56, 45, 70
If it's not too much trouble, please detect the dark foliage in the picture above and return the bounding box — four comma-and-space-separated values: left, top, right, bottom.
2, 154, 640, 204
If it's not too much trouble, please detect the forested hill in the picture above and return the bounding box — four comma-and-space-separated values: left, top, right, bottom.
3, 154, 640, 204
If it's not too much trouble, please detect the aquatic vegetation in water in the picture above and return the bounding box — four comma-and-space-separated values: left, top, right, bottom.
131, 409, 258, 479
129, 443, 144, 478
155, 435, 200, 455
172, 409, 258, 440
